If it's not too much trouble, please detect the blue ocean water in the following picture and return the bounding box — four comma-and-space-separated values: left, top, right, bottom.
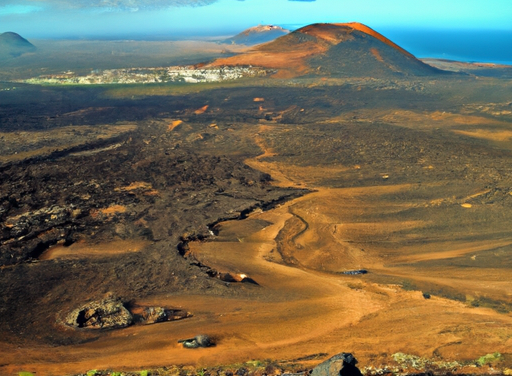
381, 29, 512, 65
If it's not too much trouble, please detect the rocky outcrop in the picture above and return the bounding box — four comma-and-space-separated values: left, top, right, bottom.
65, 298, 133, 329
140, 306, 191, 324
1, 205, 81, 265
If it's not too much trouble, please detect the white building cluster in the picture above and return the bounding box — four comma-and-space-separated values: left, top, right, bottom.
24, 65, 271, 85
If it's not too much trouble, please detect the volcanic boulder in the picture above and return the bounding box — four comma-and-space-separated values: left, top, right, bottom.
178, 334, 215, 348
65, 298, 133, 329
141, 306, 192, 324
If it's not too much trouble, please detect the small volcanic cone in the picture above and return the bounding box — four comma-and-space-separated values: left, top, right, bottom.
0, 32, 36, 58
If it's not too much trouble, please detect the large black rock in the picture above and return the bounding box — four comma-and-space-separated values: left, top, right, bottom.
311, 353, 363, 376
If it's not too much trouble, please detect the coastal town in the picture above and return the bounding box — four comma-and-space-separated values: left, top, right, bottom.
22, 65, 273, 85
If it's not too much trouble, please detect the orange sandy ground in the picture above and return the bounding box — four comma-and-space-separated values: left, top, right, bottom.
4, 113, 512, 375
4, 183, 512, 375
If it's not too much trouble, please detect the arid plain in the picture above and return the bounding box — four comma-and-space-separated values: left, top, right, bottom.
1, 23, 512, 375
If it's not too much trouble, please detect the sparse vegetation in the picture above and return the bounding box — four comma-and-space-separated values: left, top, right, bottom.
68, 361, 306, 376
470, 296, 512, 313
476, 352, 502, 366
392, 353, 461, 372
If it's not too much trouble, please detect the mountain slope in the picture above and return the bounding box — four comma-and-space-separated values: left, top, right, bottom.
223, 25, 289, 46
0, 32, 36, 58
210, 22, 443, 78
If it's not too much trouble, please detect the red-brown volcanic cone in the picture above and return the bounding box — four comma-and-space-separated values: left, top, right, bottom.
209, 22, 437, 78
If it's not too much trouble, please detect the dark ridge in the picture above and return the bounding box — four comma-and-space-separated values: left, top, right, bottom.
207, 189, 311, 231
0, 133, 133, 172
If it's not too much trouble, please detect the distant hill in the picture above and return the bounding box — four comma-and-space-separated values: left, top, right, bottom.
211, 23, 444, 78
421, 58, 512, 78
0, 32, 36, 58
223, 25, 290, 46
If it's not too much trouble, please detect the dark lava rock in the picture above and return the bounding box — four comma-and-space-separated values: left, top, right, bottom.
178, 334, 215, 348
240, 275, 259, 285
341, 270, 368, 275
218, 272, 238, 283
216, 272, 259, 285
0, 88, 307, 346
65, 298, 133, 330
311, 353, 362, 376
141, 306, 191, 324
1, 205, 77, 265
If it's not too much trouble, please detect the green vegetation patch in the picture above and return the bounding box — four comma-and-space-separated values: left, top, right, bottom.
476, 352, 502, 366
